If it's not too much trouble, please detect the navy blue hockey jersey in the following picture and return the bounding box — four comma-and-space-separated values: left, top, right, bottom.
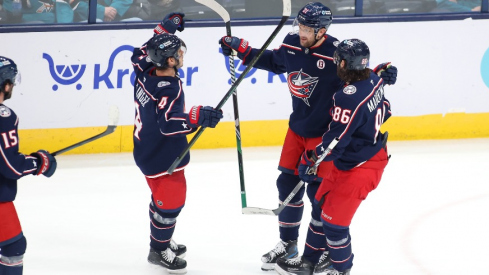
243, 32, 343, 138
318, 72, 392, 170
0, 104, 38, 202
131, 41, 197, 177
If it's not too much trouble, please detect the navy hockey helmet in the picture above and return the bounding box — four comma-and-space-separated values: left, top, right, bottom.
146, 33, 185, 68
294, 2, 333, 34
0, 56, 20, 89
333, 39, 370, 71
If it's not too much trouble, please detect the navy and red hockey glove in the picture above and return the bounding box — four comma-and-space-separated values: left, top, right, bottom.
31, 150, 57, 178
187, 106, 223, 128
154, 12, 185, 35
298, 150, 323, 183
373, 62, 397, 85
219, 36, 252, 59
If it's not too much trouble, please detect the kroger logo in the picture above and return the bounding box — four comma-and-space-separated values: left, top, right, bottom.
43, 45, 199, 91
219, 48, 286, 85
481, 46, 489, 89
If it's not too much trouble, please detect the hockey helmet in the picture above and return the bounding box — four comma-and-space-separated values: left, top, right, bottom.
293, 2, 333, 34
0, 56, 20, 88
146, 33, 185, 68
333, 39, 370, 71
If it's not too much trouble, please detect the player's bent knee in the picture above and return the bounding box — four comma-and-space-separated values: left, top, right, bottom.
0, 236, 26, 268
277, 173, 304, 202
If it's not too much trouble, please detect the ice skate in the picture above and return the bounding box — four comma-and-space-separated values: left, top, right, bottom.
313, 252, 350, 275
275, 256, 314, 275
147, 247, 187, 274
170, 239, 187, 258
261, 240, 298, 271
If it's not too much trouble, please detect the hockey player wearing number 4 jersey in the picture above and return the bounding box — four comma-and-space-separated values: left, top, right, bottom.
219, 2, 397, 273
131, 12, 223, 275
276, 39, 392, 275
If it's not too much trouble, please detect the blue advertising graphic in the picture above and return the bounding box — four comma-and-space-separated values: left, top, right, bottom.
481, 46, 489, 89
219, 48, 287, 85
43, 45, 199, 91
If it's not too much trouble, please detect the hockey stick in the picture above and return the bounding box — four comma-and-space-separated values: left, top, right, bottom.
241, 138, 340, 216
195, 0, 248, 208
52, 106, 120, 156
168, 0, 292, 174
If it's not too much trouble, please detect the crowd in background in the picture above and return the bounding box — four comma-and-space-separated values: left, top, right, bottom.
0, 0, 484, 25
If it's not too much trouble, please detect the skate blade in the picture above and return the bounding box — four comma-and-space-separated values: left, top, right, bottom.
261, 262, 276, 271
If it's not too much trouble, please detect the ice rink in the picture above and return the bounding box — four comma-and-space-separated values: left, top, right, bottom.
11, 138, 489, 275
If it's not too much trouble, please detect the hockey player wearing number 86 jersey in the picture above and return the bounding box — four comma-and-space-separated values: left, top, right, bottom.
131, 13, 222, 275
278, 39, 392, 275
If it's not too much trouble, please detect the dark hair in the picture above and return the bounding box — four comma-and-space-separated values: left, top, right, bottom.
337, 68, 371, 83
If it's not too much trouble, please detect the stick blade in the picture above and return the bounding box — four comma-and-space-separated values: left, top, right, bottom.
242, 207, 277, 216
108, 105, 120, 127
282, 0, 291, 16
195, 0, 230, 22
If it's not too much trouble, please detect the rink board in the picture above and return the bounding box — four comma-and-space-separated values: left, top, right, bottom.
3, 19, 489, 154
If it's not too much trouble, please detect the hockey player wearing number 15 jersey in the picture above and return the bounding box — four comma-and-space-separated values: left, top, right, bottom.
131, 13, 223, 274
289, 39, 392, 275
0, 56, 57, 275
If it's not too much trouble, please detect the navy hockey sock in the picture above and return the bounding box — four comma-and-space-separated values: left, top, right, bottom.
149, 201, 180, 252
303, 182, 326, 265
323, 224, 354, 271
277, 173, 305, 241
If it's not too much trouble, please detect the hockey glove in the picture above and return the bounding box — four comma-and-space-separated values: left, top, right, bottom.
219, 36, 252, 59
298, 150, 323, 183
154, 12, 185, 35
187, 106, 223, 128
31, 150, 57, 178
373, 62, 397, 85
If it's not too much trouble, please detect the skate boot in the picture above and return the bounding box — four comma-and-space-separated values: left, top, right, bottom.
313, 252, 350, 275
170, 239, 187, 258
147, 247, 187, 274
275, 256, 314, 275
261, 240, 298, 271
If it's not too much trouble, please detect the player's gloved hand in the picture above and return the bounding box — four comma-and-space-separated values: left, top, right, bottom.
219, 36, 252, 59
187, 106, 223, 128
31, 150, 57, 178
298, 150, 323, 183
373, 62, 397, 85
154, 12, 185, 35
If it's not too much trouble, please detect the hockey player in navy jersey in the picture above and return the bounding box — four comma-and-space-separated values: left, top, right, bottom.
131, 13, 223, 274
218, 2, 397, 272
278, 39, 392, 275
0, 56, 57, 275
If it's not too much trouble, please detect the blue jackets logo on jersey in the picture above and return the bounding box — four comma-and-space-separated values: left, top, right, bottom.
288, 69, 319, 106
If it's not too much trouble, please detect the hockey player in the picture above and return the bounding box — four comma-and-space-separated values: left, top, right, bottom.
284, 38, 392, 275
131, 13, 223, 274
218, 2, 397, 272
0, 56, 57, 275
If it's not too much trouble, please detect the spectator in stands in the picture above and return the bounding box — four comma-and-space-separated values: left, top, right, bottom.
74, 0, 132, 22
433, 0, 481, 12
0, 0, 74, 24
122, 0, 179, 21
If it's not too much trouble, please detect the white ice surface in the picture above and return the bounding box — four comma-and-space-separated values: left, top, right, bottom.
11, 138, 489, 274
